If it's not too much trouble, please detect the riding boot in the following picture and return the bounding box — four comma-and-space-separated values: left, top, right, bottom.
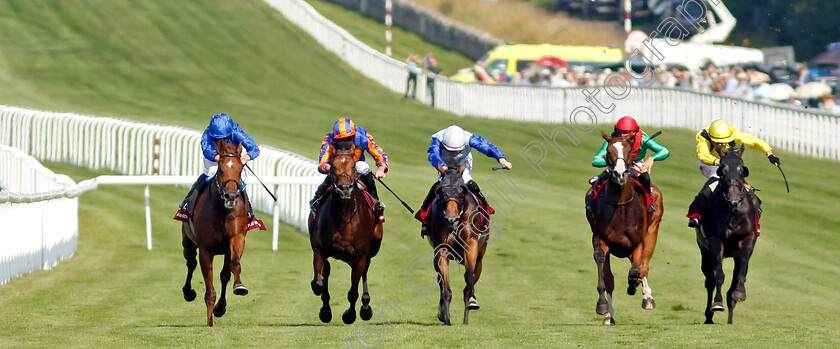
309, 177, 331, 211
181, 174, 208, 213
687, 178, 717, 227
361, 172, 385, 215
466, 180, 489, 208
242, 188, 254, 219
585, 171, 608, 213
638, 172, 655, 213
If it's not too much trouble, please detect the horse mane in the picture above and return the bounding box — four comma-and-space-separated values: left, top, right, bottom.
217, 139, 239, 155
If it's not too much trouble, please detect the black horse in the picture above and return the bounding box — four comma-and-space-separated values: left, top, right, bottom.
695, 145, 761, 324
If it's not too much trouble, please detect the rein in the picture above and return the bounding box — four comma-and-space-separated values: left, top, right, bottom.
214, 154, 243, 197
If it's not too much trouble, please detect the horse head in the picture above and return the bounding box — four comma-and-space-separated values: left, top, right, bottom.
602, 131, 633, 186
214, 138, 244, 210
330, 140, 357, 200
438, 160, 466, 232
716, 145, 749, 209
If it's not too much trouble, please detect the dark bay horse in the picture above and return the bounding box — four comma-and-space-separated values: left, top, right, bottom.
585, 132, 663, 325
428, 163, 489, 325
181, 139, 250, 327
696, 145, 759, 324
309, 142, 384, 324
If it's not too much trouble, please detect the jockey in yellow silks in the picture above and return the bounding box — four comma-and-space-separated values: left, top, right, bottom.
686, 119, 780, 230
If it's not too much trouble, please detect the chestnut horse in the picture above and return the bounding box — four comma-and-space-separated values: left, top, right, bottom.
696, 145, 759, 324
309, 141, 384, 324
585, 132, 663, 325
181, 139, 250, 327
428, 162, 489, 325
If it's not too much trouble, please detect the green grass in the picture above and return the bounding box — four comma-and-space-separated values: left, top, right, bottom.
0, 0, 839, 347
305, 0, 475, 75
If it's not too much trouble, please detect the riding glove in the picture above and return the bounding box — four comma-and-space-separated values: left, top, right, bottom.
767, 154, 780, 166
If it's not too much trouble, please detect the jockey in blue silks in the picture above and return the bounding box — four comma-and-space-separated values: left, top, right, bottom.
415, 125, 512, 218
179, 113, 260, 218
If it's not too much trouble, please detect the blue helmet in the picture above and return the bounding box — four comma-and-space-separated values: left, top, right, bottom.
207, 113, 234, 139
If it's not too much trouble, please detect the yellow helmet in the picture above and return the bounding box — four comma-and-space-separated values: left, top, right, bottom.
708, 120, 734, 143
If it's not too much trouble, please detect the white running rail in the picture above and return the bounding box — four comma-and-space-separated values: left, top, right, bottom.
0, 104, 324, 254
1, 146, 79, 286
267, 0, 840, 161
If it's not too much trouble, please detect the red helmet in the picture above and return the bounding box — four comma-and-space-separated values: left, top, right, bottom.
615, 116, 639, 136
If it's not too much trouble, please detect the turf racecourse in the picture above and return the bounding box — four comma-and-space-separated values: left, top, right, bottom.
0, 0, 839, 347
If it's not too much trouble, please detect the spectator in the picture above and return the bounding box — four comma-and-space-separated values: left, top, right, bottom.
819, 93, 839, 113
404, 54, 421, 98
424, 56, 443, 108
796, 67, 814, 87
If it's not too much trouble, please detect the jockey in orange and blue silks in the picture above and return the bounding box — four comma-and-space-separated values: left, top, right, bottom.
686, 119, 779, 231
310, 118, 389, 215
416, 125, 512, 216
179, 113, 260, 218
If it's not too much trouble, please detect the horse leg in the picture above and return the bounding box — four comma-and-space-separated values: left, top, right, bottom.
230, 234, 248, 296
708, 237, 726, 313
593, 239, 615, 325
435, 248, 453, 326
727, 240, 755, 324
462, 239, 480, 325
311, 247, 326, 296
319, 260, 332, 323
181, 231, 197, 302
198, 248, 216, 327
214, 253, 231, 318
627, 244, 643, 296
699, 246, 716, 324
343, 257, 366, 324
360, 262, 373, 321
640, 207, 660, 310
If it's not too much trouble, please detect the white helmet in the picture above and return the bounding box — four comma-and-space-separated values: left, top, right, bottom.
442, 125, 466, 151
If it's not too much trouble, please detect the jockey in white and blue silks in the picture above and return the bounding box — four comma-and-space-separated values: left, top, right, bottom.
416, 125, 512, 214
179, 113, 260, 218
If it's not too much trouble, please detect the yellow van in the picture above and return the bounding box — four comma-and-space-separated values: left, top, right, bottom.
450, 44, 624, 82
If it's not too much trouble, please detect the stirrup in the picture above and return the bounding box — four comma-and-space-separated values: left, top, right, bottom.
688, 218, 700, 228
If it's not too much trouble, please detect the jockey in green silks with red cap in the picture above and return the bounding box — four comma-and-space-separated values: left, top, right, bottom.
586, 116, 670, 213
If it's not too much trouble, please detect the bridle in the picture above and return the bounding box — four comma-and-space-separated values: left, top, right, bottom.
214, 153, 243, 198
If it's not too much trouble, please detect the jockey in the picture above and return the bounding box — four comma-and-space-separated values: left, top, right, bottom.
416, 125, 512, 217
310, 118, 388, 215
586, 116, 670, 213
179, 113, 260, 218
687, 119, 779, 228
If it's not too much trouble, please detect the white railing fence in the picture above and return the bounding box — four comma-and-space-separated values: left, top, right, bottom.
1, 146, 79, 286
270, 0, 840, 161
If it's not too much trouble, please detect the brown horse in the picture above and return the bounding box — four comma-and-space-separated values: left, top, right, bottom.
428, 162, 489, 325
585, 132, 663, 325
181, 139, 250, 327
309, 141, 384, 324
696, 145, 759, 324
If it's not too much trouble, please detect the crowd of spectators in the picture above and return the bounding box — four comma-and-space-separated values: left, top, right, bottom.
478, 63, 839, 113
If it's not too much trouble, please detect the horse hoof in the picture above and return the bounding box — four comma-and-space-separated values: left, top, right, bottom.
311, 280, 322, 296
627, 285, 637, 296
213, 306, 226, 318
711, 303, 725, 312
319, 306, 332, 323
233, 284, 248, 296
342, 309, 357, 324
360, 305, 373, 321
596, 301, 609, 315
467, 297, 480, 310
603, 317, 615, 326
731, 290, 746, 302
705, 319, 714, 324
642, 298, 656, 310
183, 289, 196, 302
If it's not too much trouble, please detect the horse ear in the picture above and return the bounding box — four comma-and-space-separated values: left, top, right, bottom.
458, 163, 467, 176
601, 131, 610, 141
216, 138, 226, 150
236, 143, 243, 156
716, 165, 727, 177
740, 165, 749, 178
735, 144, 745, 157
328, 143, 335, 154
